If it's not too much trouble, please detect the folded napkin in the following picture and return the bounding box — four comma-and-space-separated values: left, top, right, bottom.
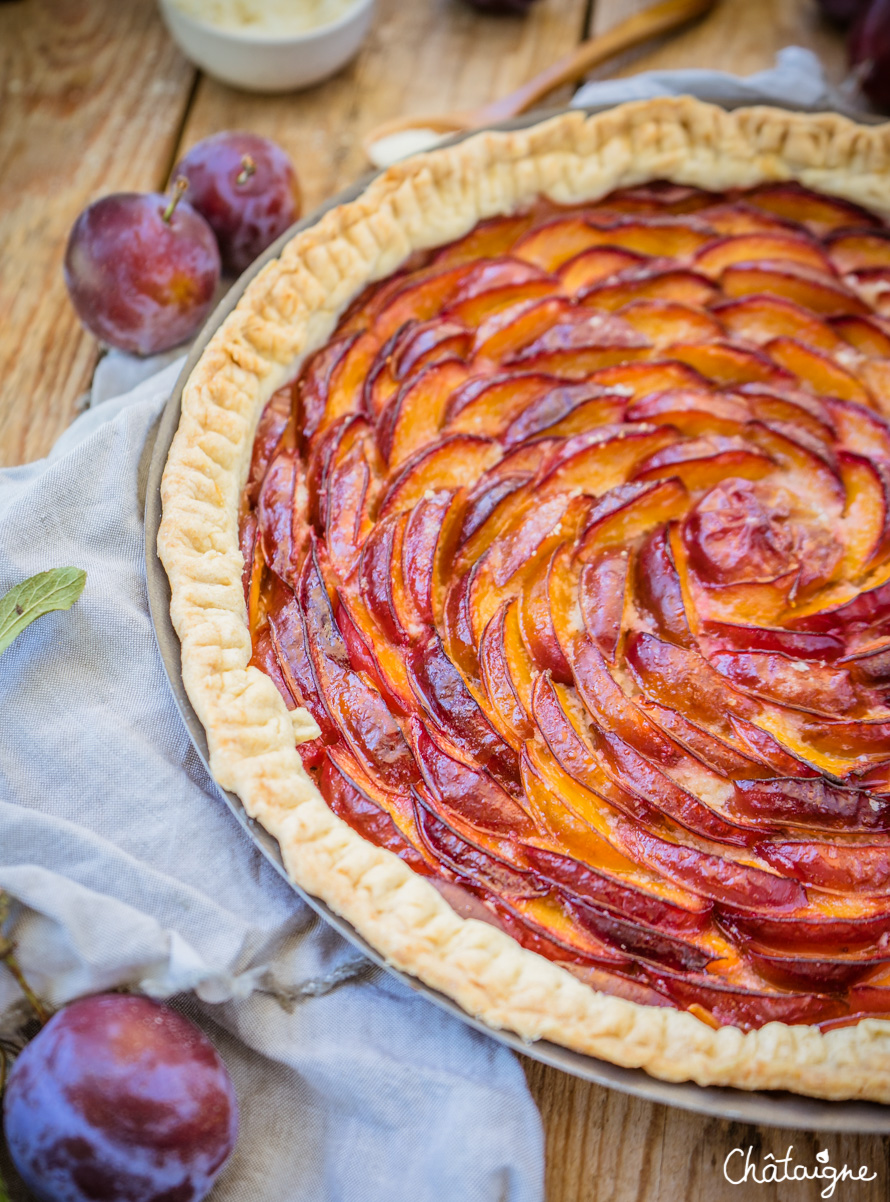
0, 360, 544, 1201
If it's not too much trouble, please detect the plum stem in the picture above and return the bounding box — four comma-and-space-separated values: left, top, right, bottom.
0, 892, 49, 1026
163, 177, 189, 224
236, 154, 257, 186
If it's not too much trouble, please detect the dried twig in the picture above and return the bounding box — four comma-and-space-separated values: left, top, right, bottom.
0, 891, 48, 1025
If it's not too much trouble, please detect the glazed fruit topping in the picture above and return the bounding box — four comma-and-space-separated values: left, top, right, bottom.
241, 181, 890, 1030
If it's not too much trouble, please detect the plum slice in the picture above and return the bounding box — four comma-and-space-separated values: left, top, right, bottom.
523, 843, 711, 936
446, 371, 555, 434
377, 434, 502, 520
717, 902, 890, 955
413, 787, 541, 896
770, 337, 873, 406
245, 385, 294, 505
637, 698, 775, 781
406, 634, 520, 795
491, 894, 636, 969
648, 969, 846, 1030
478, 602, 535, 747
621, 300, 723, 346
578, 549, 629, 662
572, 642, 750, 824
408, 716, 532, 837
730, 776, 890, 832
379, 359, 471, 468
586, 719, 756, 847
559, 246, 647, 295
300, 546, 418, 790
266, 579, 336, 744
321, 750, 432, 874
565, 897, 715, 973
579, 268, 718, 312
538, 424, 679, 499
257, 448, 310, 586
757, 838, 890, 895
721, 263, 868, 317
694, 232, 834, 279
576, 479, 690, 559
608, 812, 804, 912
432, 213, 537, 268
707, 649, 879, 720
744, 182, 882, 235
746, 945, 890, 995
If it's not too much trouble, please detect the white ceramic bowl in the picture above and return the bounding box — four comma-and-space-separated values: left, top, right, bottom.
158, 0, 375, 93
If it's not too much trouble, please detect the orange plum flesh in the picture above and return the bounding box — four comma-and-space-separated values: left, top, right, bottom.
240, 182, 890, 1031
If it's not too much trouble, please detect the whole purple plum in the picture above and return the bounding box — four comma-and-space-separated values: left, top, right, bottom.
173, 132, 302, 275
64, 190, 220, 355
816, 0, 871, 25
2, 994, 238, 1202
461, 0, 540, 13
850, 0, 890, 110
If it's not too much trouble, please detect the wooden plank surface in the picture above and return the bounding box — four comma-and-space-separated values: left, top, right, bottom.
589, 0, 849, 82
175, 0, 590, 214
522, 1057, 890, 1200
0, 0, 195, 467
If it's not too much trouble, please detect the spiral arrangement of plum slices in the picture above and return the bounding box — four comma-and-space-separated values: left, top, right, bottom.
240, 180, 890, 1032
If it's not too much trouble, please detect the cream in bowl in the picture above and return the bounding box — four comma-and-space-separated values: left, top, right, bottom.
158, 0, 376, 92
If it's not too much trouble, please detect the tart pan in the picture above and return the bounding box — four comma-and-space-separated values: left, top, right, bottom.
144, 104, 890, 1133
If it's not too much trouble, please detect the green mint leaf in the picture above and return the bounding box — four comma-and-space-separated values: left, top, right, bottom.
0, 568, 87, 657
0, 1165, 10, 1202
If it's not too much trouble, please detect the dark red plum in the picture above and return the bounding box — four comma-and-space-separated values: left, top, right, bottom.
461, 0, 540, 12
174, 132, 301, 275
2, 994, 238, 1202
64, 190, 220, 355
851, 0, 890, 111
817, 0, 871, 25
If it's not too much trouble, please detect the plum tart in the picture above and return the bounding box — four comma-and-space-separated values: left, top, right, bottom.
159, 98, 890, 1100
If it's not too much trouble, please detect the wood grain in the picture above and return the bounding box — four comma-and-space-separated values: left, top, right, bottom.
0, 0, 195, 467
174, 0, 590, 217
588, 0, 849, 85
523, 1055, 890, 1200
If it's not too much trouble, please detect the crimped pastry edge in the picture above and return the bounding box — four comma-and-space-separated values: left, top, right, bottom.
158, 96, 890, 1102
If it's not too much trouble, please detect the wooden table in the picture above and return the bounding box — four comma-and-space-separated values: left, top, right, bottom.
2, 1, 888, 1198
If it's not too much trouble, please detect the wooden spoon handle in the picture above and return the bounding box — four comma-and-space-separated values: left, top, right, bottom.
472, 0, 718, 126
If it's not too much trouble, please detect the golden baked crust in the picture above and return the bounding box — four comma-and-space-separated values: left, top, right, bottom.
158, 97, 890, 1101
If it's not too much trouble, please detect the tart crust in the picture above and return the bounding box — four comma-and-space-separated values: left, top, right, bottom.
159, 97, 890, 1101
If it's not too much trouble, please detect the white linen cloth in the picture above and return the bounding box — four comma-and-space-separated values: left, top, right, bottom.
0, 360, 544, 1202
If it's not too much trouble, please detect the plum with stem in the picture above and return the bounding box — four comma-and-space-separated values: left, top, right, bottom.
64, 182, 220, 355
174, 132, 301, 275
